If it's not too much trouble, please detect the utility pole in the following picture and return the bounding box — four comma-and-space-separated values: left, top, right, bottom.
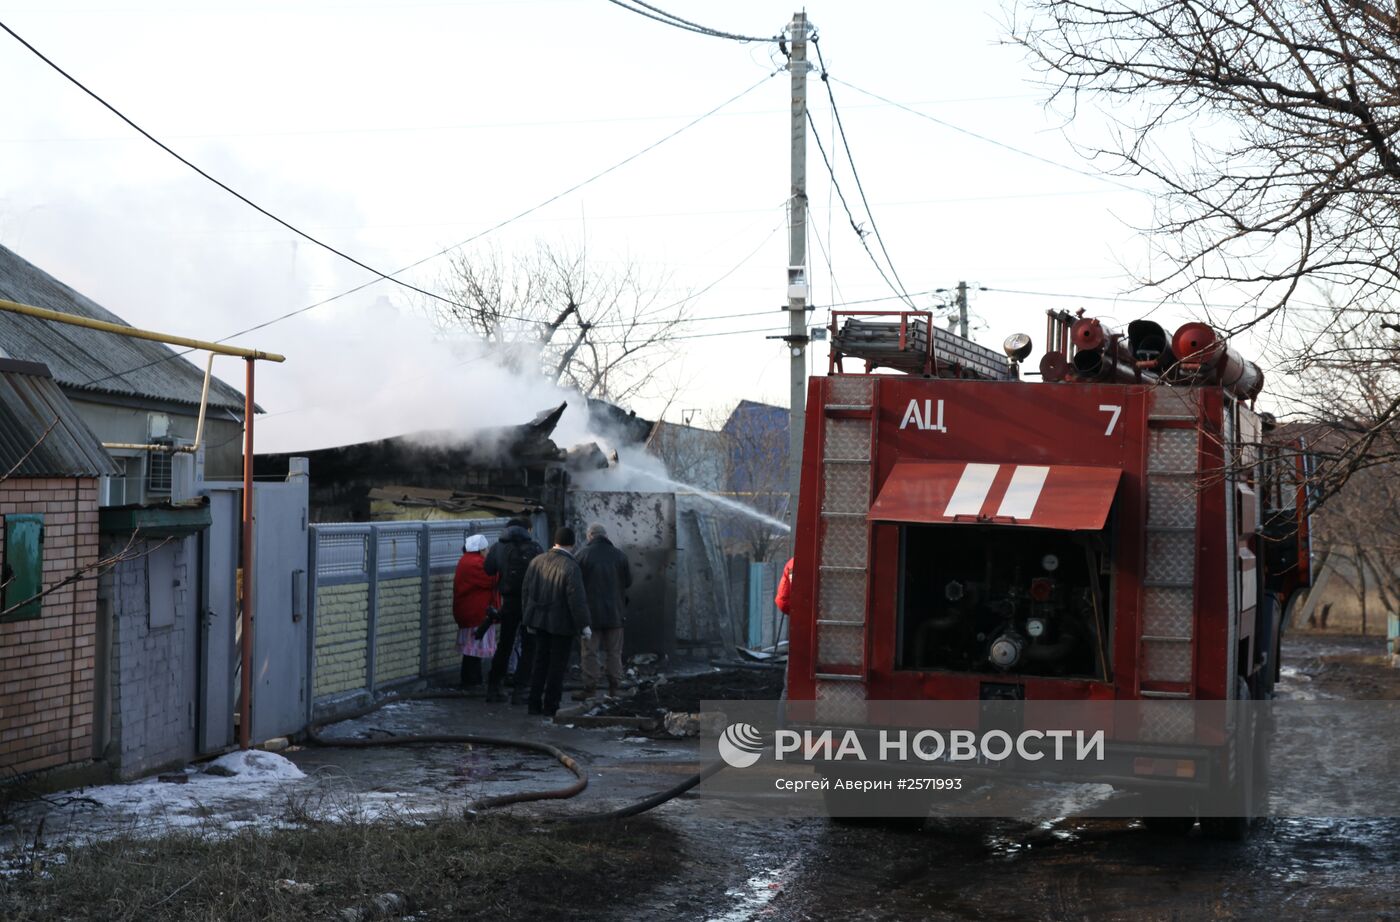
785, 11, 811, 528
956, 280, 969, 339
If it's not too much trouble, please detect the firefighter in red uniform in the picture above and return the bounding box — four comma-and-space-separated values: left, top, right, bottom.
775, 557, 794, 614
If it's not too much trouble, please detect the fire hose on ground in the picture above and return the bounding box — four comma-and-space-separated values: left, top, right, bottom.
304, 690, 728, 822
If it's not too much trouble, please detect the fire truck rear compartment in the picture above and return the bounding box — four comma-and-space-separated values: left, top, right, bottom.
896, 524, 1111, 681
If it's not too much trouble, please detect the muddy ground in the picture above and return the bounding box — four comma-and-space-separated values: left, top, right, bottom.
5, 633, 1399, 920
610, 633, 1400, 921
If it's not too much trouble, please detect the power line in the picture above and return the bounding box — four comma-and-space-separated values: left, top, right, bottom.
600, 0, 779, 43
79, 75, 775, 387
807, 109, 913, 309
0, 17, 460, 314
829, 77, 1141, 193
981, 285, 1263, 310
812, 41, 916, 307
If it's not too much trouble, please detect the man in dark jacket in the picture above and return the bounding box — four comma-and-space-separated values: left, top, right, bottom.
484, 518, 544, 704
574, 523, 632, 699
521, 526, 592, 716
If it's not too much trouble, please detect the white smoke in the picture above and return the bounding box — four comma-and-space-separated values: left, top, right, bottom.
255, 296, 596, 453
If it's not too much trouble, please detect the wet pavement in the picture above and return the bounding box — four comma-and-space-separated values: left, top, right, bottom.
612, 633, 1400, 921
7, 633, 1400, 919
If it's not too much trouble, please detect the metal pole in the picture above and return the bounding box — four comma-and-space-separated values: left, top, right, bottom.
239, 357, 255, 749
957, 280, 969, 339
786, 11, 811, 527
0, 298, 285, 361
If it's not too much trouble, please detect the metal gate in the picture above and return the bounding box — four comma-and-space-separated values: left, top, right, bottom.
251, 479, 310, 742
198, 488, 240, 754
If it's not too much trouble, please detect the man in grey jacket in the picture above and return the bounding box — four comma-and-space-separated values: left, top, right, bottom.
521, 527, 592, 716
575, 523, 632, 699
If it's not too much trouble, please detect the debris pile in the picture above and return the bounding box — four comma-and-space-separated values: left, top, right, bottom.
562, 667, 785, 735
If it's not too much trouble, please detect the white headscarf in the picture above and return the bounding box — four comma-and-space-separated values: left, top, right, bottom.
464, 534, 489, 553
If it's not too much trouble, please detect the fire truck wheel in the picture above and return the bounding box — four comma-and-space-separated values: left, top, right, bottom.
1140, 816, 1196, 835
819, 767, 932, 831
1200, 678, 1260, 842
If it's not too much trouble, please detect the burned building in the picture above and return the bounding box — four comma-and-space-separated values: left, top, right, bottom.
257, 403, 573, 524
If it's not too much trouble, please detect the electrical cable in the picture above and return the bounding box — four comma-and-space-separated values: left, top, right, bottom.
828, 76, 1140, 193
600, 0, 779, 43
807, 109, 914, 309
812, 41, 916, 307
0, 18, 459, 314
76, 74, 776, 388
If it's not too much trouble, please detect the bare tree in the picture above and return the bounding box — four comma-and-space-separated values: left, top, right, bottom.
1309, 459, 1400, 634
433, 240, 688, 404
718, 403, 791, 563
1013, 0, 1400, 495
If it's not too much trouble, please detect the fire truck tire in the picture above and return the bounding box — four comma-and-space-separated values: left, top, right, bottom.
1200, 678, 1260, 842
818, 766, 932, 830
1140, 816, 1196, 835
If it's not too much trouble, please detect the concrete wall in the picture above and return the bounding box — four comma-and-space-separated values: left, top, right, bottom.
0, 477, 100, 778
374, 576, 421, 685
310, 519, 518, 714
313, 583, 370, 698
99, 536, 197, 780
426, 572, 458, 674
566, 491, 676, 658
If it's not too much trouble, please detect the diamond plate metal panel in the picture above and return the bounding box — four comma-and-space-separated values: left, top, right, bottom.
827, 376, 874, 406
1149, 388, 1200, 420
1143, 639, 1192, 683
822, 464, 870, 514
818, 622, 863, 666
1148, 478, 1198, 529
1148, 428, 1198, 473
1146, 531, 1195, 583
1143, 587, 1194, 639
1139, 701, 1196, 743
818, 568, 866, 622
815, 680, 867, 724
824, 417, 871, 462
821, 516, 868, 569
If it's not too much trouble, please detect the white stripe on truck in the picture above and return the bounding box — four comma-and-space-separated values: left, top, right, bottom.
943, 463, 999, 518
996, 465, 1050, 520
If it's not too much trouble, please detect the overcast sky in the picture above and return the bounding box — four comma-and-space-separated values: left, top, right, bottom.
0, 0, 1201, 451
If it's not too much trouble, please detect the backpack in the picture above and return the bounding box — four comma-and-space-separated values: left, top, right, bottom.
501, 538, 541, 597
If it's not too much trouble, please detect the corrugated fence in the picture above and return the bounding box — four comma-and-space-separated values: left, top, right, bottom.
308, 517, 535, 716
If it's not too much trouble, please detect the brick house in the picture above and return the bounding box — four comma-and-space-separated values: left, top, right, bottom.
0, 358, 117, 781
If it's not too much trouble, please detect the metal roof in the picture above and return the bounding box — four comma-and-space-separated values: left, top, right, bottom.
0, 358, 119, 478
0, 244, 248, 412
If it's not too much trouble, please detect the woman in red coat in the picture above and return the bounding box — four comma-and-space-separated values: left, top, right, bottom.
454, 534, 499, 689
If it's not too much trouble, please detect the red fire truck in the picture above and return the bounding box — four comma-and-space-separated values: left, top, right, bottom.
784, 310, 1311, 837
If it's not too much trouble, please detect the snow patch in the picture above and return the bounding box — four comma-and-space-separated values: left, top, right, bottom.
206, 749, 306, 780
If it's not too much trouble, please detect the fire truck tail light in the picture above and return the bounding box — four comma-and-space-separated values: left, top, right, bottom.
1133, 757, 1197, 779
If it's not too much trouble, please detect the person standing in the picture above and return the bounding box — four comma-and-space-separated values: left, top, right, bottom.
574, 523, 632, 699
484, 518, 544, 704
521, 527, 592, 716
775, 557, 794, 614
452, 534, 498, 690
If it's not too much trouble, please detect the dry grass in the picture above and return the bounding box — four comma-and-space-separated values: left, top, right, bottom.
0, 812, 681, 921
